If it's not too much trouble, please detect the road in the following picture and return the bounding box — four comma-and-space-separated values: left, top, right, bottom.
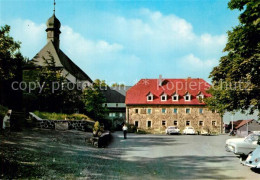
109, 132, 260, 180
1, 129, 260, 179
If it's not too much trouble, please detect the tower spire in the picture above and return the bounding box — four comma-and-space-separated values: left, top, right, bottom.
53, 0, 56, 14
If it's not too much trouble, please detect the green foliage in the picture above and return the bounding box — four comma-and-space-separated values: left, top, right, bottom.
207, 0, 260, 117
82, 84, 108, 120
0, 105, 8, 120
0, 25, 26, 81
33, 111, 92, 121
26, 52, 83, 113
94, 79, 107, 87
0, 25, 26, 109
126, 123, 137, 133
135, 129, 148, 134
111, 83, 125, 87
93, 121, 100, 131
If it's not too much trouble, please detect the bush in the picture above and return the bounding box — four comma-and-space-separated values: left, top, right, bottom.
0, 105, 8, 120
33, 111, 93, 121
126, 123, 137, 133
136, 129, 148, 134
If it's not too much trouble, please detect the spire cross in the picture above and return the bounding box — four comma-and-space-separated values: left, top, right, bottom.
53, 0, 56, 14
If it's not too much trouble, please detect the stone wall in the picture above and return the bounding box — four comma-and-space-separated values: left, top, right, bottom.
126, 105, 222, 134
35, 119, 94, 131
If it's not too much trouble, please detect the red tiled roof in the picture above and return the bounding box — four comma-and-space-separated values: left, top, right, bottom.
235, 119, 254, 129
126, 78, 211, 105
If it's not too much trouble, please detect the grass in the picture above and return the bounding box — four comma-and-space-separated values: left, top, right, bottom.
33, 111, 93, 121
0, 105, 8, 120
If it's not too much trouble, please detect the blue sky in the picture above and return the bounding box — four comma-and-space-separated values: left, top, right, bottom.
0, 0, 241, 86
2, 0, 257, 122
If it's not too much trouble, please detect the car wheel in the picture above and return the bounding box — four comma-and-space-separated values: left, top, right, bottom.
240, 154, 247, 161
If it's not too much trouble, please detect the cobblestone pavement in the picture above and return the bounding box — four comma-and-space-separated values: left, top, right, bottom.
1, 129, 260, 179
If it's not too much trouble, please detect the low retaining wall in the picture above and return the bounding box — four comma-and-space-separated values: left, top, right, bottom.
29, 112, 94, 132
36, 120, 94, 131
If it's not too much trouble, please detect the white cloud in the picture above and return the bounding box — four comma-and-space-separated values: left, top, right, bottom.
7, 19, 46, 58
179, 54, 218, 72
5, 8, 228, 84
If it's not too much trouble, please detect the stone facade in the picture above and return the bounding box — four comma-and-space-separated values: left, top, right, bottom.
126, 105, 222, 134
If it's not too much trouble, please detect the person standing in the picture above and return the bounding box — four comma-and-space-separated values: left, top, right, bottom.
2, 113, 11, 134
122, 123, 128, 139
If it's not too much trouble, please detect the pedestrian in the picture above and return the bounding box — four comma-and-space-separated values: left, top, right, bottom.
2, 112, 11, 135
122, 123, 128, 139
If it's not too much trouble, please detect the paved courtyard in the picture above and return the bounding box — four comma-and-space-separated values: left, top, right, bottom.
1, 129, 260, 179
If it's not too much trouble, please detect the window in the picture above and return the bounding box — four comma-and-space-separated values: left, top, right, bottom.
147, 95, 153, 101
173, 120, 178, 126
135, 109, 139, 114
161, 94, 167, 101
197, 92, 204, 100
173, 108, 178, 114
147, 108, 152, 114
109, 113, 115, 117
147, 93, 153, 101
119, 113, 123, 117
199, 108, 203, 114
162, 121, 166, 126
184, 94, 191, 101
186, 108, 191, 114
186, 121, 191, 126
135, 121, 139, 127
199, 121, 204, 126
212, 121, 216, 126
172, 95, 178, 101
147, 121, 152, 128
162, 108, 166, 113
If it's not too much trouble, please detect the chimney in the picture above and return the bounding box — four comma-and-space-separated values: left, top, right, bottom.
158, 74, 163, 86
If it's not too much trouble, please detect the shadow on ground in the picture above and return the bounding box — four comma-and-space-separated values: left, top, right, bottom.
0, 129, 255, 179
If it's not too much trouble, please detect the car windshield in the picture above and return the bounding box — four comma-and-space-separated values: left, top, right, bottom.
187, 127, 193, 129
244, 134, 260, 142
168, 127, 176, 129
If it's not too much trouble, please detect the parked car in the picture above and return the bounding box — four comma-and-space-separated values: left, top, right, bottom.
225, 133, 260, 156
165, 126, 180, 135
183, 127, 196, 135
243, 145, 260, 168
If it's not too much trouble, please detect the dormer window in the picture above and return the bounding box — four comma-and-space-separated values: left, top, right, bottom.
147, 92, 153, 101
184, 92, 191, 101
172, 92, 179, 101
160, 92, 167, 101
197, 91, 204, 100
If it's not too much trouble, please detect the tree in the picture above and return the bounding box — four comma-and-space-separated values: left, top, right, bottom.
24, 52, 83, 113
94, 79, 107, 87
206, 0, 260, 117
0, 25, 26, 109
111, 83, 125, 87
82, 84, 107, 120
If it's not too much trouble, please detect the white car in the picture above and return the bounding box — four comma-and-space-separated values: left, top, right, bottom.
243, 145, 260, 168
165, 126, 180, 135
183, 127, 196, 135
225, 133, 260, 156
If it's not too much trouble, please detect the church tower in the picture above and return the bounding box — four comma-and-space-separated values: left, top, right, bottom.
45, 0, 61, 51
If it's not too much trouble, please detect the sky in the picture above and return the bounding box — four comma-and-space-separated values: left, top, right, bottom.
0, 0, 258, 122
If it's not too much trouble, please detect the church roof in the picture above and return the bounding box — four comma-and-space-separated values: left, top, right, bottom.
46, 14, 61, 29
101, 86, 132, 103
32, 41, 92, 82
